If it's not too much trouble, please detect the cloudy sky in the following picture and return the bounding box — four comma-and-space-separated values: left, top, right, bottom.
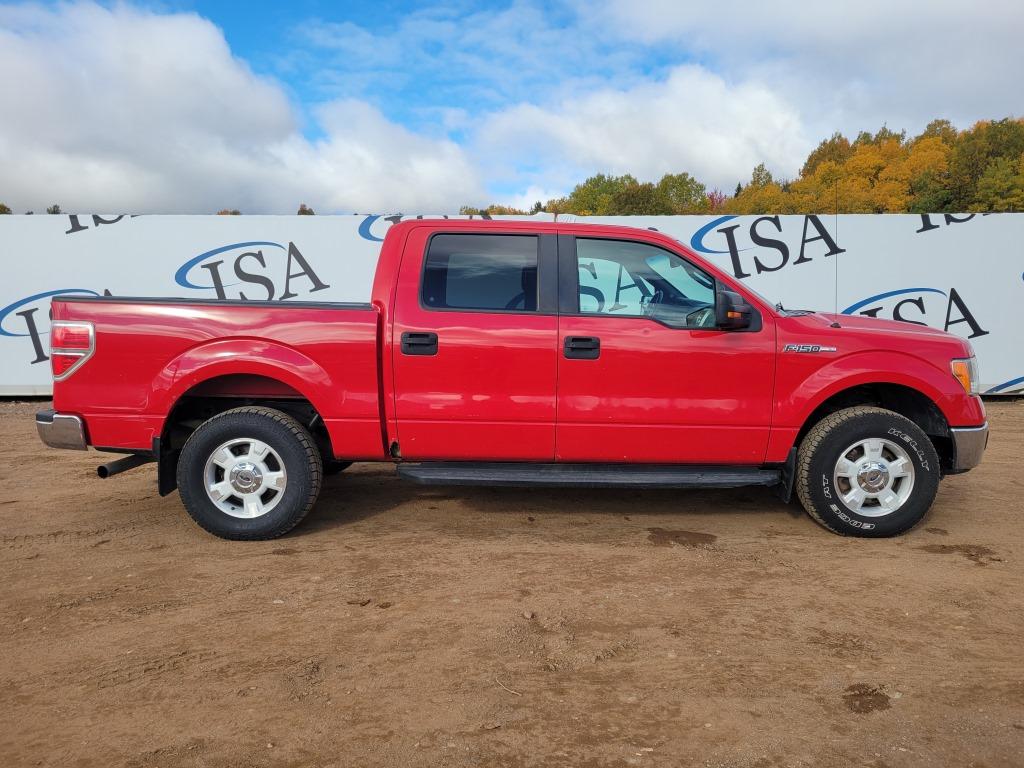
0, 0, 1021, 213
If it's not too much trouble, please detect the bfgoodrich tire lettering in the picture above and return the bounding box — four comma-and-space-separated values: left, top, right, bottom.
177, 406, 323, 540
796, 406, 940, 537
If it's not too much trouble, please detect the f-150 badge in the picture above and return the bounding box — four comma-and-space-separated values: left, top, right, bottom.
783, 344, 838, 353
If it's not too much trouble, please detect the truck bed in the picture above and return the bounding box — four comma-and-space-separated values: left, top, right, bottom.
50, 296, 385, 459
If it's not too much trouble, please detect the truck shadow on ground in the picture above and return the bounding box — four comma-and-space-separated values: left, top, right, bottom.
296, 464, 802, 539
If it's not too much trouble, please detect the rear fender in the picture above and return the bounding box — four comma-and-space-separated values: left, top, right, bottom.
151, 339, 335, 496
152, 338, 334, 421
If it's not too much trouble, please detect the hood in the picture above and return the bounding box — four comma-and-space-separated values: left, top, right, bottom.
782, 311, 973, 356
814, 312, 953, 338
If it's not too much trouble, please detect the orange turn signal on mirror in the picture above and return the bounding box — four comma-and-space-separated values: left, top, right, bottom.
727, 311, 742, 319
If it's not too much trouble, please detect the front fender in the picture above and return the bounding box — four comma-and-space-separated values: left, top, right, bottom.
775, 350, 967, 429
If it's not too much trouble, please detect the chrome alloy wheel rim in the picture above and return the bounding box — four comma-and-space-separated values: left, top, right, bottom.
832, 437, 915, 517
203, 438, 287, 518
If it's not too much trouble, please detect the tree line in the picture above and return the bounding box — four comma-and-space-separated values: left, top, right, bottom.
0, 203, 319, 216
461, 117, 1024, 216
4, 118, 1022, 216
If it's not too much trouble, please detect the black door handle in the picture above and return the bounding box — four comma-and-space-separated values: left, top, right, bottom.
564, 336, 600, 360
401, 331, 438, 356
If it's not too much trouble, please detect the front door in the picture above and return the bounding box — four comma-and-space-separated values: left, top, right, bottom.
555, 234, 775, 464
392, 229, 559, 460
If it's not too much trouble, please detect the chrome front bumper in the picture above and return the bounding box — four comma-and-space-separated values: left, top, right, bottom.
36, 409, 87, 451
950, 422, 988, 473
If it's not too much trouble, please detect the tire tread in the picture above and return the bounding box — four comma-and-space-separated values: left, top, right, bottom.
177, 406, 322, 540
795, 406, 932, 537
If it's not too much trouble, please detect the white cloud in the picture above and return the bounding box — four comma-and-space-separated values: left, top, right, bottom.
492, 185, 567, 212
2, 1, 1021, 214
480, 65, 810, 196
0, 2, 483, 213
593, 0, 1024, 138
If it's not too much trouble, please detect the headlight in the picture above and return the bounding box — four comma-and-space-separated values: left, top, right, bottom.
950, 356, 980, 395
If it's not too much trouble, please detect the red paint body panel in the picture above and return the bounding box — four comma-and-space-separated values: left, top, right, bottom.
760, 311, 985, 462
556, 317, 775, 463
554, 224, 777, 464
50, 299, 383, 458
48, 219, 985, 470
389, 225, 558, 460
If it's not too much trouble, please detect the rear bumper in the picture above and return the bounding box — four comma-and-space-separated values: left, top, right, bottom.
36, 409, 87, 451
949, 422, 988, 473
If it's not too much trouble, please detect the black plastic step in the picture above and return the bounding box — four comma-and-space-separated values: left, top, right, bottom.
397, 462, 780, 489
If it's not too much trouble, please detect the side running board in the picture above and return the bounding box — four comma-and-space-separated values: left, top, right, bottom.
397, 462, 781, 489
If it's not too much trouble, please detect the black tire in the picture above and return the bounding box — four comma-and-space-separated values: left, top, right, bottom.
323, 459, 353, 476
177, 406, 323, 540
795, 406, 940, 537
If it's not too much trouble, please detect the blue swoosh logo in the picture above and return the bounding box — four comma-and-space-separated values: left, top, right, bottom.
0, 288, 100, 337
690, 215, 758, 255
841, 288, 946, 315
175, 241, 285, 290
358, 215, 384, 242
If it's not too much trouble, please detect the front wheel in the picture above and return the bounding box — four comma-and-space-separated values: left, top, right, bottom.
795, 406, 940, 537
177, 406, 323, 540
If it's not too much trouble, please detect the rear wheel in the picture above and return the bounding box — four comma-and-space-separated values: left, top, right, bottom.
177, 406, 323, 540
796, 406, 940, 537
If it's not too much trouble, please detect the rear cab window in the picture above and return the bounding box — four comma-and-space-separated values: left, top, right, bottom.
422, 234, 539, 312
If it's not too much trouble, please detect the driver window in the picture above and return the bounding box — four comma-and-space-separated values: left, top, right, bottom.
577, 256, 653, 315
576, 238, 716, 328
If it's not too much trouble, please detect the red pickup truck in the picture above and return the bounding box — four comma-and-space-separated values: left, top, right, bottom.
37, 219, 988, 539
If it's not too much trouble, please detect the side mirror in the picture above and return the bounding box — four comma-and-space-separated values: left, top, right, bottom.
715, 289, 752, 330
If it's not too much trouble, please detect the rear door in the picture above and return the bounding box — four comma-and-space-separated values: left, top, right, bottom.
555, 233, 776, 464
391, 228, 559, 460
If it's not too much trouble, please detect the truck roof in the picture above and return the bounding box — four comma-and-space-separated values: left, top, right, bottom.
386, 217, 660, 238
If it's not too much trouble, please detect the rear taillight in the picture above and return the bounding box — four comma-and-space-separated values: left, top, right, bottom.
50, 321, 95, 381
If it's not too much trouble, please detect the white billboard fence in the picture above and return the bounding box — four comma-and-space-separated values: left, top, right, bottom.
1, 212, 1020, 395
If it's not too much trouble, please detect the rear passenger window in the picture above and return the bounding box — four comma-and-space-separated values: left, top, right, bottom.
422, 234, 538, 312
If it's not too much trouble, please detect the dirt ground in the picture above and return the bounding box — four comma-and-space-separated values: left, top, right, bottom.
1, 400, 1022, 768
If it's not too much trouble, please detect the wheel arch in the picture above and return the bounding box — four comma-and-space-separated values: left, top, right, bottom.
794, 381, 954, 474
156, 364, 336, 496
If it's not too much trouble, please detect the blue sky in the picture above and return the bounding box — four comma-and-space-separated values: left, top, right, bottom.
177, 1, 681, 133
1, 1, 1022, 213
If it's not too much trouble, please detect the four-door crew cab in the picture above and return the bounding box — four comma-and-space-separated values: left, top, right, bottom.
37, 220, 988, 539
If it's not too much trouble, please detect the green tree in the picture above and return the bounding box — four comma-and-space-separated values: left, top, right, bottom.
908, 169, 953, 212
216, 209, 241, 215
853, 126, 906, 147
749, 163, 774, 188
971, 155, 1024, 211
801, 132, 854, 176
0, 202, 11, 214
297, 203, 315, 215
564, 173, 638, 215
607, 181, 673, 215
459, 204, 527, 215
920, 119, 958, 146
948, 118, 1024, 209
46, 204, 61, 214
656, 172, 707, 213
